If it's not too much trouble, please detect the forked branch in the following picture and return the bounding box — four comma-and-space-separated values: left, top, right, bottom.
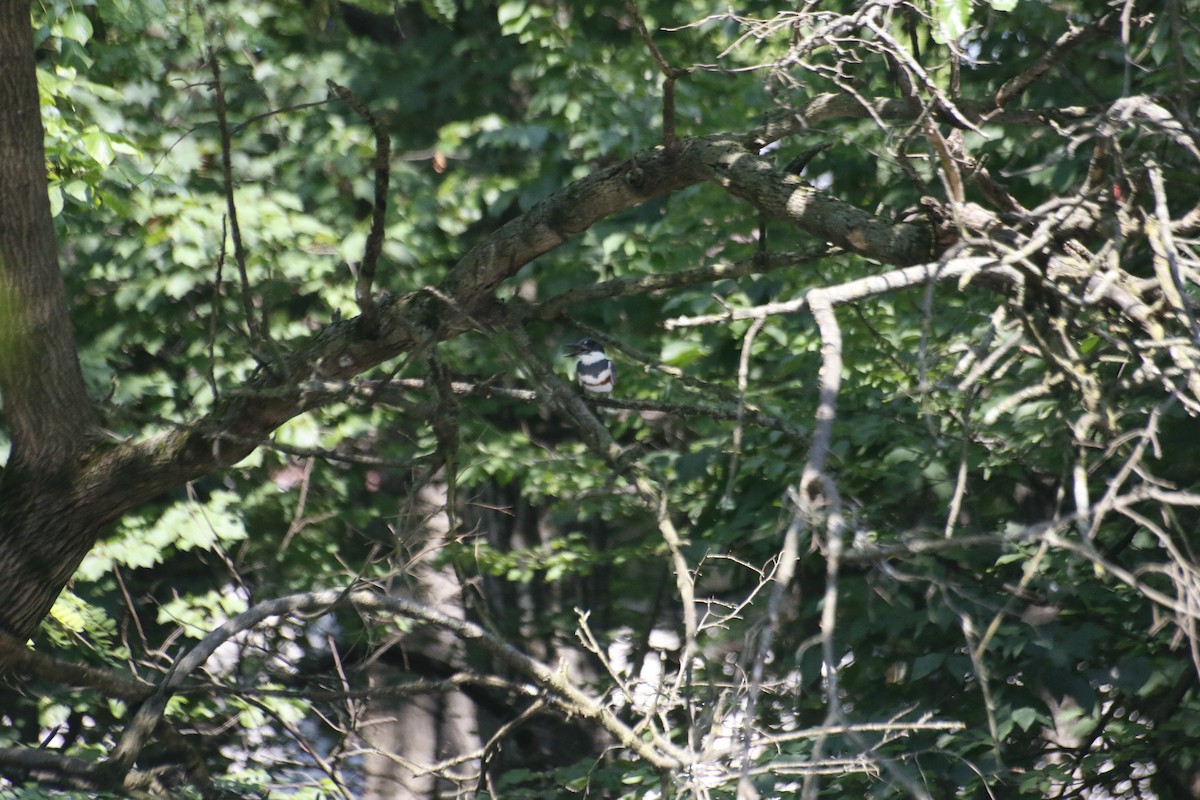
327, 79, 391, 338
624, 0, 690, 150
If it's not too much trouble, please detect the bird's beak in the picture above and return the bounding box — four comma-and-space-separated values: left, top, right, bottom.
563, 344, 583, 356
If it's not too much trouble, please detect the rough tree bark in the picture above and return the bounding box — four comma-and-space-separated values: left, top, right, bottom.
0, 0, 100, 652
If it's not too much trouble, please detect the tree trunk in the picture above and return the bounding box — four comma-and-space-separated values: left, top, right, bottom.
0, 0, 99, 651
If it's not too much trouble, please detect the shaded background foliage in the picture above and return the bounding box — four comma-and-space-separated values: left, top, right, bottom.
5, 0, 1200, 797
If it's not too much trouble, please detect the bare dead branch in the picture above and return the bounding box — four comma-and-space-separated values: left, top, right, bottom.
646, 478, 698, 655
797, 287, 851, 799
667, 256, 1012, 328
752, 93, 1095, 150
1146, 158, 1200, 342
110, 589, 692, 781
861, 16, 981, 136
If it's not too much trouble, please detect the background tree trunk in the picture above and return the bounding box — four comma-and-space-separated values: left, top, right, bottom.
362, 483, 483, 800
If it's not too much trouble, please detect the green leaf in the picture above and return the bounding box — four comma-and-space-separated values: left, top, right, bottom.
497, 0, 527, 33
64, 179, 91, 203
912, 653, 944, 680
48, 183, 64, 217
163, 271, 196, 298
81, 128, 116, 166
49, 590, 88, 632
60, 12, 94, 45
931, 0, 970, 43
662, 339, 704, 367
1011, 706, 1040, 731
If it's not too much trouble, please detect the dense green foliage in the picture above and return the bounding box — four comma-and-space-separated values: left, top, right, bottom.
4, 0, 1200, 797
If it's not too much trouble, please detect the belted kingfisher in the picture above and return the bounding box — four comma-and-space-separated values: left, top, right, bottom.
565, 338, 615, 394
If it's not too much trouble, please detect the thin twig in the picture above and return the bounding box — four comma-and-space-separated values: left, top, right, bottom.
207, 216, 225, 401
528, 247, 829, 322
723, 317, 765, 507
993, 13, 1117, 107
208, 47, 261, 342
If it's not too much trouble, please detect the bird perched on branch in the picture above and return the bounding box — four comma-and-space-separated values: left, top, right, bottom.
564, 338, 615, 394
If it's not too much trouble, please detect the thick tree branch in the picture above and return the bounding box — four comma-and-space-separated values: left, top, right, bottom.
0, 748, 122, 795
1, 631, 154, 701
686, 137, 934, 264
